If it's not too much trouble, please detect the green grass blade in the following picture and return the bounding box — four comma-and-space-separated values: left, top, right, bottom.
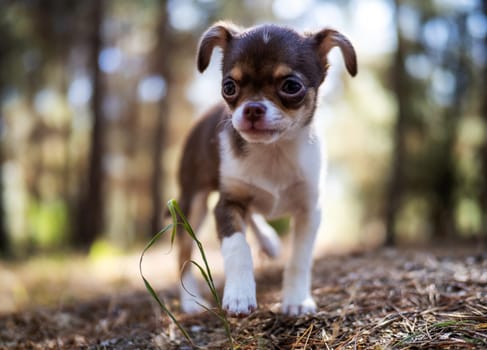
143, 224, 172, 252
141, 276, 193, 343
194, 300, 233, 346
138, 223, 194, 346
178, 262, 232, 343
168, 199, 221, 307
165, 199, 232, 347
168, 200, 179, 246
188, 260, 221, 303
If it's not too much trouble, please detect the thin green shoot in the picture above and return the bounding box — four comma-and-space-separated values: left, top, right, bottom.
139, 199, 233, 348
168, 199, 233, 345
138, 224, 194, 346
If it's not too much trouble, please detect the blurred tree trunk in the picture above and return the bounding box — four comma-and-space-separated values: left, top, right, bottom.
481, 1, 487, 242
0, 32, 10, 256
74, 0, 105, 249
0, 119, 9, 257
481, 94, 487, 241
430, 118, 457, 241
384, 1, 407, 246
150, 2, 171, 236
431, 14, 469, 240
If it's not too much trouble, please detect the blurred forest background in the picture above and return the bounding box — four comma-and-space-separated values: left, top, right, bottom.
0, 0, 486, 311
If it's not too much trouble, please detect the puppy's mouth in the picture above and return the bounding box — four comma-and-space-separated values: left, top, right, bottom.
236, 124, 282, 142
240, 125, 279, 135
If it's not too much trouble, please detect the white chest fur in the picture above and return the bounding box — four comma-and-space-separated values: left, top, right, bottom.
219, 126, 322, 218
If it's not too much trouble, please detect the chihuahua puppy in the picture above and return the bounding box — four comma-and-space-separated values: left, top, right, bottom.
176, 22, 356, 316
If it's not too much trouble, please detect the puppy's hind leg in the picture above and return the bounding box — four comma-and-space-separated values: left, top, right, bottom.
177, 191, 210, 314
249, 213, 281, 258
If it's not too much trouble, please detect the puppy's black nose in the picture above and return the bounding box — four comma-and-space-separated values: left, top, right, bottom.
243, 102, 267, 122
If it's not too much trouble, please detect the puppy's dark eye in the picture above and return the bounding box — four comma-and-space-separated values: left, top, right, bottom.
280, 78, 304, 96
222, 79, 238, 98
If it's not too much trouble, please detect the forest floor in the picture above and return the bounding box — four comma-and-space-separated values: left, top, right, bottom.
1, 244, 487, 349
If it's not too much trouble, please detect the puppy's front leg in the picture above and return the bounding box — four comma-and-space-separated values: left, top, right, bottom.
282, 207, 321, 315
215, 196, 257, 316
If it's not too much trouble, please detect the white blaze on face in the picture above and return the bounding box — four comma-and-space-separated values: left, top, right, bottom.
231, 99, 288, 144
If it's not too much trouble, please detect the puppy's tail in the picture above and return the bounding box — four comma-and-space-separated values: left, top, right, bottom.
249, 213, 281, 258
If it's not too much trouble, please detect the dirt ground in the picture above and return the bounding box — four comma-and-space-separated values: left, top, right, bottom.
1, 245, 486, 349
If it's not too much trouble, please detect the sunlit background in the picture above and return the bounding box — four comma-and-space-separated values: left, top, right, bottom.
0, 0, 486, 313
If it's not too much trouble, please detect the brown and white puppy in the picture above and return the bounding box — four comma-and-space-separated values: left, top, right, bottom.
176, 22, 356, 316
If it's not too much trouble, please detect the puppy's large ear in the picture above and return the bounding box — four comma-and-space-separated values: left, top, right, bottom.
311, 29, 357, 77
197, 22, 240, 73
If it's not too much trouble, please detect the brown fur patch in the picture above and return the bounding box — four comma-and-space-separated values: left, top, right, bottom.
312, 29, 357, 77
214, 192, 250, 238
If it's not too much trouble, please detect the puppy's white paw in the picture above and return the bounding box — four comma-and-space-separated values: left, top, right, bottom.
221, 233, 257, 317
222, 280, 257, 317
282, 296, 317, 316
179, 270, 209, 314
180, 295, 210, 314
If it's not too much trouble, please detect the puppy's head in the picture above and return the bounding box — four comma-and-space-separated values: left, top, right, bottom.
197, 22, 357, 144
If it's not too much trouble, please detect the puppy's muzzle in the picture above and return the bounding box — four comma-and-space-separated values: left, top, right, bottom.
244, 102, 267, 123
241, 102, 269, 131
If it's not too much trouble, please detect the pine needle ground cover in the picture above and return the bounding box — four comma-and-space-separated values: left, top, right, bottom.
1, 247, 486, 349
